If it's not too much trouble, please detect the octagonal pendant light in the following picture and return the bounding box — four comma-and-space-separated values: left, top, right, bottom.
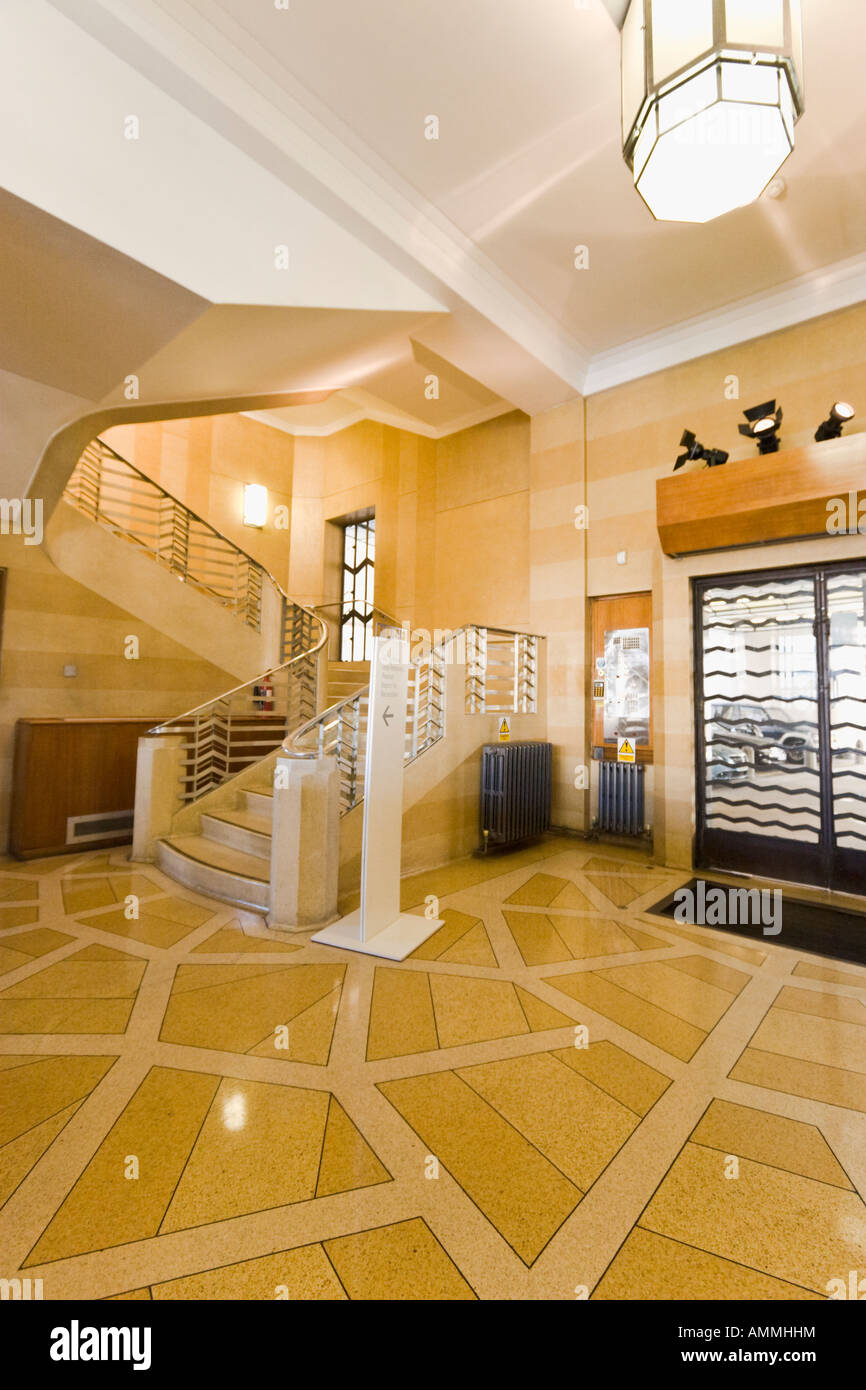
622, 0, 804, 223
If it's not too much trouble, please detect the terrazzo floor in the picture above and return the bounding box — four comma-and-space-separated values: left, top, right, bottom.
1, 836, 865, 1300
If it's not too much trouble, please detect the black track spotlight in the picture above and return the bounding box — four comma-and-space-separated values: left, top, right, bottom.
674, 429, 729, 472
738, 400, 783, 455
815, 401, 856, 443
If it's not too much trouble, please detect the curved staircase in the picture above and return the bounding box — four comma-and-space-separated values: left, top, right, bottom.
59, 439, 545, 914
63, 436, 545, 918
158, 780, 275, 912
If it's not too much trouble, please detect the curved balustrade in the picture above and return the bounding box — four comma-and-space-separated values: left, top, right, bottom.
150, 641, 325, 801
67, 439, 540, 818
64, 436, 327, 802
65, 439, 279, 630
312, 599, 402, 639
285, 624, 539, 814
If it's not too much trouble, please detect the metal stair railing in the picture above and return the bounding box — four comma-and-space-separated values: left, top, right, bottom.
285, 624, 539, 814
148, 623, 327, 802
64, 438, 330, 802
465, 627, 538, 714
65, 437, 285, 636
313, 599, 403, 658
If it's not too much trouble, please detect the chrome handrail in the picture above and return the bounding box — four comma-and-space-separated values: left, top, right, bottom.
313, 599, 403, 631
69, 437, 292, 592
149, 640, 325, 731
65, 435, 328, 802
283, 623, 538, 814
64, 437, 297, 637
147, 622, 328, 802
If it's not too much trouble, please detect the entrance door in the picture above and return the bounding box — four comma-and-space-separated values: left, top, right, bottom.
827, 568, 866, 891
694, 561, 866, 893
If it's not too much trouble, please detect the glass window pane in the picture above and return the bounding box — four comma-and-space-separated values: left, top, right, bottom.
341, 517, 375, 661
651, 0, 714, 85
724, 0, 785, 49
701, 576, 820, 845
720, 61, 780, 106
657, 66, 716, 133
603, 628, 650, 746
827, 571, 866, 852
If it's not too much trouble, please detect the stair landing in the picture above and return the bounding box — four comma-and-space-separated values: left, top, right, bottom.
327, 660, 369, 706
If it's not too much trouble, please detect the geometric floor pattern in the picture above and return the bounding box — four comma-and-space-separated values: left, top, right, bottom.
0, 836, 865, 1299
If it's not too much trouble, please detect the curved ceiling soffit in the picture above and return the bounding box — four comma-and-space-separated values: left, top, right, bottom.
30, 389, 335, 519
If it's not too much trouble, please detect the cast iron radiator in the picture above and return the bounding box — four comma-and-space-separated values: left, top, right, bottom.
480, 741, 552, 849
597, 761, 645, 836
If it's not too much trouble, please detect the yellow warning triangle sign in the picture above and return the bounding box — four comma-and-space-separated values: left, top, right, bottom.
617, 737, 635, 762
498, 718, 511, 743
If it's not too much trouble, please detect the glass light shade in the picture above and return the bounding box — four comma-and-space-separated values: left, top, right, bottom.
622, 0, 804, 223
243, 482, 268, 528
724, 0, 785, 48
651, 0, 714, 84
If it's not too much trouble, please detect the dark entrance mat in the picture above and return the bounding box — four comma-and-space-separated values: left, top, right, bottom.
649, 878, 866, 968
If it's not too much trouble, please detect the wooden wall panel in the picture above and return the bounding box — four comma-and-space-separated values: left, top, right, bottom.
10, 718, 160, 858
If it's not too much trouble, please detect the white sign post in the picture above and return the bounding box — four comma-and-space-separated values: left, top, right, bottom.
311, 633, 443, 960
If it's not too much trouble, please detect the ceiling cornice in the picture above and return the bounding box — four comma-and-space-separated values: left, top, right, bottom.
583, 250, 866, 396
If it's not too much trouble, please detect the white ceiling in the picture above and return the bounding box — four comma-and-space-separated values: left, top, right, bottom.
0, 1, 443, 313
247, 337, 510, 439
7, 0, 866, 435
169, 0, 866, 359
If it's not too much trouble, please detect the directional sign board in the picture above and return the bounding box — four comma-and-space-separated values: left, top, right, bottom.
311, 633, 442, 961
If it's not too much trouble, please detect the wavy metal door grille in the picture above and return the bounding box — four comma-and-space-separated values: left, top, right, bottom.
827, 572, 866, 853
696, 563, 866, 892
700, 575, 821, 845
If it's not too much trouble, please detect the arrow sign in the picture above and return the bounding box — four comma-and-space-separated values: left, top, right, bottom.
382, 706, 393, 726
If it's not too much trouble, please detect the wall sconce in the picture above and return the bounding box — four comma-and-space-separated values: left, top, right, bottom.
243, 483, 268, 528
